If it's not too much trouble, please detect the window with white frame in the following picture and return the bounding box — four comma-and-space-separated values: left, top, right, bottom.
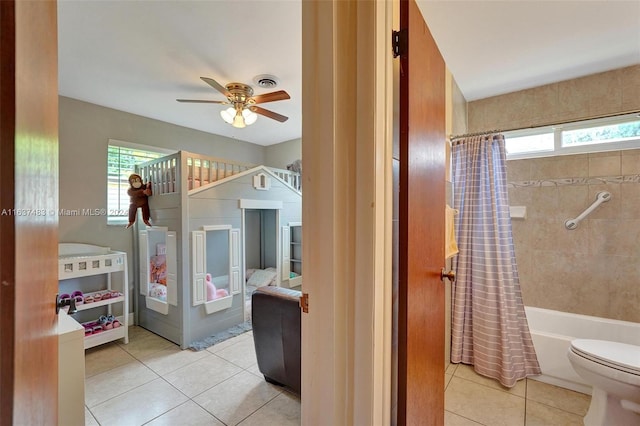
107, 140, 174, 225
504, 113, 640, 159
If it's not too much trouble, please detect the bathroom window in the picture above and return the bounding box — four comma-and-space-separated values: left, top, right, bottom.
504, 113, 640, 159
505, 131, 554, 156
561, 118, 640, 147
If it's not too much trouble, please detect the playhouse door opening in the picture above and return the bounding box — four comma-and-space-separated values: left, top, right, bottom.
244, 209, 278, 321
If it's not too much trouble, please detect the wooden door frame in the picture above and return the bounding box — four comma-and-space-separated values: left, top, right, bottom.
0, 2, 17, 419
301, 0, 394, 423
0, 1, 60, 424
397, 0, 446, 423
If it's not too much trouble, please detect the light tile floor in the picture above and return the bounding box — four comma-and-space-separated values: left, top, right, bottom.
84, 326, 300, 426
444, 363, 591, 425
85, 326, 591, 425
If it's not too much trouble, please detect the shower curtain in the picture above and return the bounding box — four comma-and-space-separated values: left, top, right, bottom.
450, 133, 540, 388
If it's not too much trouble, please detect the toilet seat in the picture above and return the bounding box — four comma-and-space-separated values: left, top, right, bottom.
570, 339, 640, 376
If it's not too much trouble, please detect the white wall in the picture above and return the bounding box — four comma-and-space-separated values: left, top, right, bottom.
264, 137, 302, 169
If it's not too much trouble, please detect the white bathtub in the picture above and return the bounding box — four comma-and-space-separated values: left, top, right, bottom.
525, 306, 640, 395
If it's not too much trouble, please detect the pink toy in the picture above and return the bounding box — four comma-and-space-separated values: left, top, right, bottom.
206, 273, 217, 301
206, 273, 230, 301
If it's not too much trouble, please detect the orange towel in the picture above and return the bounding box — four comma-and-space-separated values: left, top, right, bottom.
445, 204, 459, 259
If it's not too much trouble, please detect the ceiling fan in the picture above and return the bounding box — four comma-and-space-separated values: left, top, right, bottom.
177, 77, 290, 128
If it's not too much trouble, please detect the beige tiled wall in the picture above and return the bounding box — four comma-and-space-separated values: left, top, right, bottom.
507, 149, 640, 323
451, 76, 468, 137
466, 65, 640, 323
468, 65, 640, 133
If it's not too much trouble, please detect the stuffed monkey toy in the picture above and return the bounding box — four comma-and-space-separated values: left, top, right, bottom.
126, 173, 152, 228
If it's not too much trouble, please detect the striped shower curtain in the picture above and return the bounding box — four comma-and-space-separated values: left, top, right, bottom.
450, 134, 540, 388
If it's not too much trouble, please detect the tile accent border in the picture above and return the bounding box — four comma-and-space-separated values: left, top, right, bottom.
508, 174, 640, 188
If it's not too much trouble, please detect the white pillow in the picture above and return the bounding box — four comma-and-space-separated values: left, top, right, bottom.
247, 268, 277, 287
245, 268, 257, 281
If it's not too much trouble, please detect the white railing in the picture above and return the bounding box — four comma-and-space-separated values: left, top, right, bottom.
138, 154, 179, 195
138, 151, 301, 195
185, 155, 254, 190
268, 168, 302, 192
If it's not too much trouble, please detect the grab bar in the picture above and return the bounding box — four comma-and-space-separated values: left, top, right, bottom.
565, 191, 611, 230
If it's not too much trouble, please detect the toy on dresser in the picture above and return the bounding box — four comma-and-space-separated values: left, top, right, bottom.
205, 273, 229, 301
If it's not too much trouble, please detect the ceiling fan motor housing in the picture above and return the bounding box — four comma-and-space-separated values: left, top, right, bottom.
225, 82, 254, 104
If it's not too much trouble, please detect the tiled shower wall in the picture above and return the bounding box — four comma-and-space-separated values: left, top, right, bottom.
466, 65, 640, 324
507, 149, 640, 323
467, 65, 640, 133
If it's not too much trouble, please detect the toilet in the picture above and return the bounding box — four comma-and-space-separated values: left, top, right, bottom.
567, 339, 640, 426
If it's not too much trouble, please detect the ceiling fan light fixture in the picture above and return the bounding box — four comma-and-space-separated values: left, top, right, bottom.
220, 107, 235, 124
243, 108, 258, 125
232, 109, 246, 128
222, 107, 257, 128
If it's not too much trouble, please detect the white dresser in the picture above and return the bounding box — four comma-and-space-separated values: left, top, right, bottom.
58, 310, 85, 426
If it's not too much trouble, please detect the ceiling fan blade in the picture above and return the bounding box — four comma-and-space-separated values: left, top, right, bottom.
249, 106, 289, 123
251, 90, 290, 105
176, 99, 227, 104
200, 77, 230, 97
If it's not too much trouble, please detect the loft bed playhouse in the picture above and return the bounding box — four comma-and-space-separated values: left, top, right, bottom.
134, 151, 302, 349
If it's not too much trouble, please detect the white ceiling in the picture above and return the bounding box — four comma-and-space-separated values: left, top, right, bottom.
58, 0, 302, 146
58, 1, 640, 147
417, 1, 640, 102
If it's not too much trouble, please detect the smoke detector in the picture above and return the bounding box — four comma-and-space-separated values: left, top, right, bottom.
253, 74, 279, 89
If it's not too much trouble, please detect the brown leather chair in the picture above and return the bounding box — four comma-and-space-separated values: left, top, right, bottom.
251, 286, 301, 395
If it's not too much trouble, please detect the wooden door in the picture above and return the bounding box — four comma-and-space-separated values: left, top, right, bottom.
0, 1, 60, 424
397, 0, 446, 424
